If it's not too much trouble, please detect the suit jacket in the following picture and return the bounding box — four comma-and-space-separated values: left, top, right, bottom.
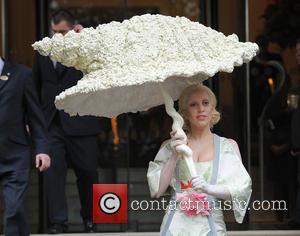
0, 60, 50, 172
33, 53, 102, 136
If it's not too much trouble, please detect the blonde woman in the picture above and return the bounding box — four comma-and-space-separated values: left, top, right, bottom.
147, 84, 252, 236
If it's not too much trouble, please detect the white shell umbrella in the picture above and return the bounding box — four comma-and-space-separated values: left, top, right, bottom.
32, 14, 259, 178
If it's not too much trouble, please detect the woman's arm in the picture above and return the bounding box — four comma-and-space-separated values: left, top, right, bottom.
155, 152, 178, 198
155, 130, 187, 198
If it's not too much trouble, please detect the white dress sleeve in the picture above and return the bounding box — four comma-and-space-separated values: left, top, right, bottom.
147, 140, 175, 198
218, 138, 252, 223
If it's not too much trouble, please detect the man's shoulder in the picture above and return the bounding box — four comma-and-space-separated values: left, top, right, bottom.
34, 52, 51, 64
15, 63, 31, 72
7, 62, 31, 77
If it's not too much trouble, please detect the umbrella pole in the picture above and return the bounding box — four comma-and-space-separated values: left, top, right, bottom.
160, 86, 197, 178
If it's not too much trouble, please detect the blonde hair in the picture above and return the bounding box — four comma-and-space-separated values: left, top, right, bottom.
178, 84, 221, 131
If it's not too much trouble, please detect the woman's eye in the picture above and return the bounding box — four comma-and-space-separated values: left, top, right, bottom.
189, 102, 197, 107
203, 101, 209, 106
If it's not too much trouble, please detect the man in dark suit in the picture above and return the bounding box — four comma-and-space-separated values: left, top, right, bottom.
291, 39, 300, 156
0, 57, 51, 236
289, 39, 300, 229
33, 9, 101, 233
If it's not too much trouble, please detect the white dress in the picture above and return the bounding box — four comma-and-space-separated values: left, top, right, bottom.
147, 135, 252, 236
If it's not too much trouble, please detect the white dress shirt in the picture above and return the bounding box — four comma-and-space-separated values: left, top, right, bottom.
0, 58, 4, 75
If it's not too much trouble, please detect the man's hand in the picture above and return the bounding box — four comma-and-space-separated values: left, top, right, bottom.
73, 24, 83, 33
291, 149, 300, 157
271, 144, 289, 157
35, 153, 51, 172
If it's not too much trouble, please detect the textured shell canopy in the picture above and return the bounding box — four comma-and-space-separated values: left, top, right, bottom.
32, 14, 259, 118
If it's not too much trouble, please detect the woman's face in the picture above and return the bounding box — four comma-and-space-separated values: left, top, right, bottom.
185, 90, 214, 130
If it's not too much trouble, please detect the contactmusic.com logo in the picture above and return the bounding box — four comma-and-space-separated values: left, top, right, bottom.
93, 184, 128, 223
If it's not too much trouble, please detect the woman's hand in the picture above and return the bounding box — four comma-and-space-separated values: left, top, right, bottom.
191, 176, 208, 192
191, 176, 231, 200
170, 130, 187, 155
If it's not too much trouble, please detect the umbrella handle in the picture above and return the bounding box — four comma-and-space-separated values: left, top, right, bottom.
160, 86, 197, 178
